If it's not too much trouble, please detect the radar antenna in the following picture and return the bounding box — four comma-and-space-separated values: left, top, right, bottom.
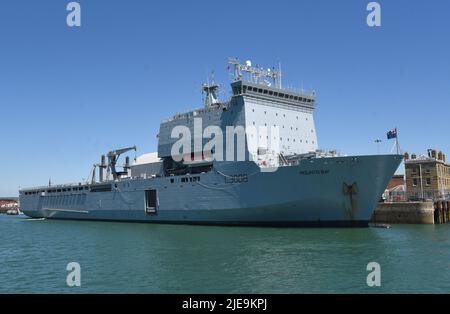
228, 57, 282, 88
202, 71, 220, 108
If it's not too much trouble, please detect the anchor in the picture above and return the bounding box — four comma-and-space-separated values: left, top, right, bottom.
343, 182, 358, 220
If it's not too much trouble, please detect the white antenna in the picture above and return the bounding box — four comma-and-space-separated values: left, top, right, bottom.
228, 57, 282, 88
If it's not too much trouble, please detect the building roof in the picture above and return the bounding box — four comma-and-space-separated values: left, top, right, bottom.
405, 156, 448, 166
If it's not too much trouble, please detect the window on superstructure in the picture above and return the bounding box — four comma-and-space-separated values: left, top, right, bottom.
269, 91, 273, 95
263, 90, 268, 94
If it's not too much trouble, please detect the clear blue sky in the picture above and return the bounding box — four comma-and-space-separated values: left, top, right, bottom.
1, 0, 449, 196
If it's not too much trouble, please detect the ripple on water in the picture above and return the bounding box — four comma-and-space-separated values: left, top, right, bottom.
1, 215, 450, 293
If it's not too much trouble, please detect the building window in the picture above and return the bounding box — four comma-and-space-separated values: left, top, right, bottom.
413, 179, 418, 186
426, 178, 431, 186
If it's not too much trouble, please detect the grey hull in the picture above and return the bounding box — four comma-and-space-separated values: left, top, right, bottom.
20, 155, 402, 227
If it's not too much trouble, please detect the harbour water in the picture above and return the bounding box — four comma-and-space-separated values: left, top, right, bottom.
0, 214, 449, 293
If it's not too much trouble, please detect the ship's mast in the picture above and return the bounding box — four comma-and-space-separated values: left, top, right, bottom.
228, 58, 282, 88
202, 83, 220, 108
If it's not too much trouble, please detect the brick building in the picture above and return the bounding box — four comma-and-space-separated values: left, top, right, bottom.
405, 150, 450, 201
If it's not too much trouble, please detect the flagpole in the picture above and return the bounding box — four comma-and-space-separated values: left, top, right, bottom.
395, 127, 400, 155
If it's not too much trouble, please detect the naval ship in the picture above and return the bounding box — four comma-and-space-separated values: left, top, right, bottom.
20, 58, 402, 227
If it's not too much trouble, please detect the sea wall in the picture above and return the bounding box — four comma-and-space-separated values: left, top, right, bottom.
371, 201, 435, 224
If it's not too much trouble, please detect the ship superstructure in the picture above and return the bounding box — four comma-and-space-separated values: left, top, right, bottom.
19, 59, 402, 227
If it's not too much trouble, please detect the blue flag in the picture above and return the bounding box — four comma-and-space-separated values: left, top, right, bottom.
387, 129, 397, 140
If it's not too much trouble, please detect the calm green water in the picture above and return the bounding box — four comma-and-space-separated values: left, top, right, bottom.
1, 214, 449, 293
